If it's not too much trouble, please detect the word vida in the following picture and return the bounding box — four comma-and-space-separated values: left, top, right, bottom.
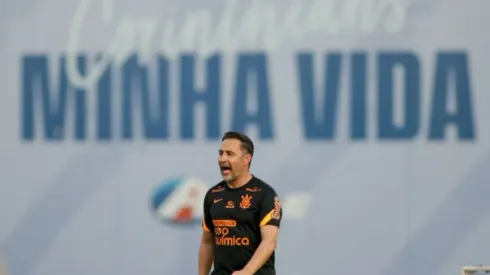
66, 0, 414, 88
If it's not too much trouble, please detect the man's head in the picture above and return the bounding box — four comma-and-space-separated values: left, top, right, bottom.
218, 131, 254, 182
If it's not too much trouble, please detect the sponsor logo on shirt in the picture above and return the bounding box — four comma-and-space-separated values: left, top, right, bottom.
225, 201, 235, 208
272, 196, 281, 220
211, 185, 225, 193
213, 219, 250, 246
245, 187, 262, 192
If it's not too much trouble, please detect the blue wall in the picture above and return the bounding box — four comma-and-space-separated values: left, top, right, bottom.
1, 0, 489, 274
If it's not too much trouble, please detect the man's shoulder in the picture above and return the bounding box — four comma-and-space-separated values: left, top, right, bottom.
247, 176, 277, 195
205, 181, 226, 195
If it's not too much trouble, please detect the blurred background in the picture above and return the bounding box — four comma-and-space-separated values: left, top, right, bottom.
1, 0, 489, 274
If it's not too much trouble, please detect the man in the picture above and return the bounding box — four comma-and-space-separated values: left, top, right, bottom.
198, 131, 282, 275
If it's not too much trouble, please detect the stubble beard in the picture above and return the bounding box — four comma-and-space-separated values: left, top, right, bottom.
223, 171, 239, 182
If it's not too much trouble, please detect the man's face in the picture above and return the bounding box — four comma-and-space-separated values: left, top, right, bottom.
218, 138, 250, 181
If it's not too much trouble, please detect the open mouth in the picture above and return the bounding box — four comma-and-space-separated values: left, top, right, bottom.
220, 164, 232, 174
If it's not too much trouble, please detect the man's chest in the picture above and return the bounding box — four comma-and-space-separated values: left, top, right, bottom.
209, 191, 262, 225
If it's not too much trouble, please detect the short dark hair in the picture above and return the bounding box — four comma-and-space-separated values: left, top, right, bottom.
221, 131, 254, 165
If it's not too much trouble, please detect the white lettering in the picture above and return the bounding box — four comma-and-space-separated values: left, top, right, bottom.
66, 0, 414, 89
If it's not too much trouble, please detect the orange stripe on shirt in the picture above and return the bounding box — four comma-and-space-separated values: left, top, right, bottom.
259, 209, 274, 226
202, 219, 211, 232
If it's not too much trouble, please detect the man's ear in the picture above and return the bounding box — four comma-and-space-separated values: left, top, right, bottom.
244, 154, 252, 166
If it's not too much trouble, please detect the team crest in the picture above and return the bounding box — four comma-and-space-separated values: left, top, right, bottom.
240, 194, 252, 209
272, 196, 281, 220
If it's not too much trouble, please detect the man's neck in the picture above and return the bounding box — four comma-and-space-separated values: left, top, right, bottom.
226, 172, 253, 189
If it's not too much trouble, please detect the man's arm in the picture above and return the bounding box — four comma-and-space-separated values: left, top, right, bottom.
240, 190, 283, 274
199, 192, 215, 275
242, 225, 279, 274
198, 229, 214, 275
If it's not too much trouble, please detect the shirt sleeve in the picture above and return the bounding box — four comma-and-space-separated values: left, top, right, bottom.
202, 192, 214, 233
259, 188, 282, 228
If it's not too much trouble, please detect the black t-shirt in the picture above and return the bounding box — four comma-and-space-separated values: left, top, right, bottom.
202, 176, 282, 275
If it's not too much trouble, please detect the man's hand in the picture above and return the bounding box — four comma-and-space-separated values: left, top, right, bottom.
198, 230, 214, 275
231, 270, 253, 275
